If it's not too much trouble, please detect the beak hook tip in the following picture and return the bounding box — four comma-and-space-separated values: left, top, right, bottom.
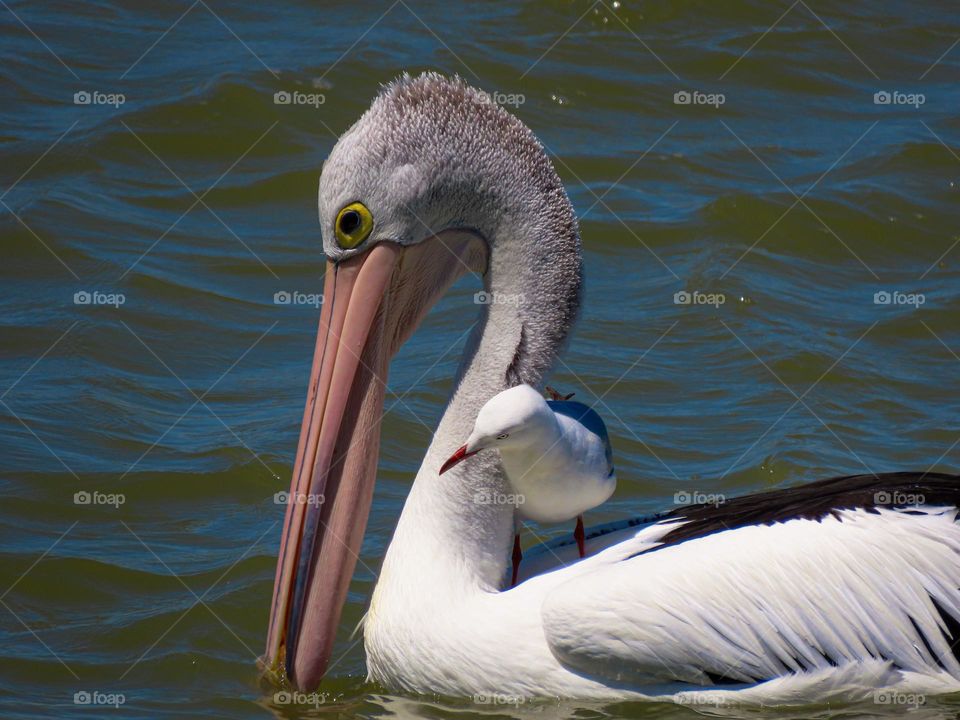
439, 444, 477, 475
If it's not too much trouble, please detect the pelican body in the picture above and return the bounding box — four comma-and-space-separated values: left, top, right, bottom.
264, 73, 960, 704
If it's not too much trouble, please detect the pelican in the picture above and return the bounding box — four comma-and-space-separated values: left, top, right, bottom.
438, 383, 616, 587
265, 72, 960, 703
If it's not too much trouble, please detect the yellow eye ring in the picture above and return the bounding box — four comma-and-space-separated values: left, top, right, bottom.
335, 202, 373, 249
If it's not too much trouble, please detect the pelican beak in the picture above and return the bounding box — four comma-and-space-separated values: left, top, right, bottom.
264, 233, 486, 690
438, 444, 480, 475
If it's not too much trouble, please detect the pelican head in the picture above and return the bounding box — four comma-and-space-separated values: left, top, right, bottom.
266, 73, 582, 690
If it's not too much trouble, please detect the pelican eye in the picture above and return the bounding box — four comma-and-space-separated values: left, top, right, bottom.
496, 433, 509, 440
335, 202, 373, 249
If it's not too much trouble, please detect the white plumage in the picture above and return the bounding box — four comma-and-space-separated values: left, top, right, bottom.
368, 501, 960, 702
544, 506, 960, 686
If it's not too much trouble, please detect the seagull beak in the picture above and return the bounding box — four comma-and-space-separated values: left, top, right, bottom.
439, 444, 480, 475
263, 232, 486, 691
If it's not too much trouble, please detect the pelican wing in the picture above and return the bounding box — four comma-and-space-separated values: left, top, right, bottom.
541, 474, 960, 688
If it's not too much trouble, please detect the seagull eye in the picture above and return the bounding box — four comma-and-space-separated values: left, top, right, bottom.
335, 202, 373, 249
496, 433, 509, 440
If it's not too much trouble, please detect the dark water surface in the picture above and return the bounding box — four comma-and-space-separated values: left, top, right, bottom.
2, 1, 960, 717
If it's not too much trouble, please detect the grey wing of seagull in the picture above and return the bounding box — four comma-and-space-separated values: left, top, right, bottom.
546, 400, 614, 476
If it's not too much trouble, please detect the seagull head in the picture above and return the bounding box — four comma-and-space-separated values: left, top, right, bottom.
439, 384, 553, 474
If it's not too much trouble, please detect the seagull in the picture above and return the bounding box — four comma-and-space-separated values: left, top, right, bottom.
438, 383, 616, 587
264, 72, 960, 703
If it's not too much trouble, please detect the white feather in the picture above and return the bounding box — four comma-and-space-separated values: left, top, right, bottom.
367, 506, 960, 702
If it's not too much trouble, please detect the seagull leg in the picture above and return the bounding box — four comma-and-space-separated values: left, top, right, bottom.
575, 515, 585, 558
545, 385, 576, 401
511, 534, 522, 587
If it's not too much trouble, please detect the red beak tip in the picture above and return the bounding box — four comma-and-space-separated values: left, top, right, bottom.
439, 444, 474, 475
